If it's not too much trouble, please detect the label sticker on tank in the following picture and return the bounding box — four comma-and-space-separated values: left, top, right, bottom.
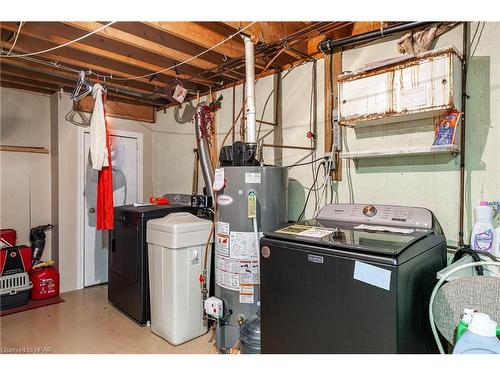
217, 194, 233, 206
239, 260, 260, 285
215, 264, 240, 291
217, 221, 230, 235
230, 231, 263, 259
213, 168, 225, 192
239, 285, 255, 304
353, 261, 391, 291
216, 255, 240, 274
245, 172, 261, 184
216, 234, 230, 257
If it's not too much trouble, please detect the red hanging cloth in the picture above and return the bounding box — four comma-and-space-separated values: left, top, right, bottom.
96, 100, 114, 230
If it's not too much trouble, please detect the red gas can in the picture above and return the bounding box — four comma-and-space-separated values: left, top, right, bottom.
31, 265, 60, 300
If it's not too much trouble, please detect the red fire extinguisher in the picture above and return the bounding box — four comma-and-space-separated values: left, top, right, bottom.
30, 261, 60, 300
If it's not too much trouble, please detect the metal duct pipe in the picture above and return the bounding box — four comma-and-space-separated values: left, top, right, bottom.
318, 22, 435, 53
243, 35, 257, 144
194, 102, 214, 199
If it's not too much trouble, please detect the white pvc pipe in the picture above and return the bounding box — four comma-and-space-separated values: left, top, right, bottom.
243, 35, 256, 144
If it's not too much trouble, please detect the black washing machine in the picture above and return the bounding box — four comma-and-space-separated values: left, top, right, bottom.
260, 203, 447, 354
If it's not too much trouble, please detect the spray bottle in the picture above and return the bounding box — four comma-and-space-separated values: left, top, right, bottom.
470, 201, 494, 252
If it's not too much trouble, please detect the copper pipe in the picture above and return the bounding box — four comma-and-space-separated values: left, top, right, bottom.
458, 22, 469, 247
262, 143, 315, 151
244, 117, 276, 126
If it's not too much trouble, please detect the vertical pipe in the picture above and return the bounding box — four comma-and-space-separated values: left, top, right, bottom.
231, 85, 236, 143
459, 22, 469, 247
194, 103, 215, 199
244, 36, 257, 144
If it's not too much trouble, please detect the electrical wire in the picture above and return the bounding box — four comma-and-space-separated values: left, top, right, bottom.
0, 21, 116, 58
469, 21, 485, 60
297, 162, 323, 221
5, 21, 24, 56
281, 157, 325, 169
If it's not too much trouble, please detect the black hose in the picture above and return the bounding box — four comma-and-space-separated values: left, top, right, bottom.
318, 22, 435, 53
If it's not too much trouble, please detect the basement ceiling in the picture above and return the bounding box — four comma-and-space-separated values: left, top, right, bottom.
0, 21, 388, 110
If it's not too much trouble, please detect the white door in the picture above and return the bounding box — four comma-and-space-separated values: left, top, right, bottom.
83, 133, 139, 287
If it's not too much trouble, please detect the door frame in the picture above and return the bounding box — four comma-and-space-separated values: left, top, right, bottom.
76, 128, 144, 289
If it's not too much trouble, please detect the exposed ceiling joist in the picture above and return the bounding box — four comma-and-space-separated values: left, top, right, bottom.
1, 39, 185, 94
221, 22, 315, 45
64, 22, 219, 72
144, 22, 244, 59
0, 22, 214, 88
0, 59, 161, 98
1, 21, 388, 110
0, 69, 161, 106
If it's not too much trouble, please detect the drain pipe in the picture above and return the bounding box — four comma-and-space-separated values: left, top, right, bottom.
194, 102, 214, 199
243, 35, 257, 144
318, 22, 434, 53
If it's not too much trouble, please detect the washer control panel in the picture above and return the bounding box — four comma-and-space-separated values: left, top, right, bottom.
316, 203, 432, 229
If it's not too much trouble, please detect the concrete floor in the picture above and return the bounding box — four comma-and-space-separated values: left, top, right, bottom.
0, 285, 217, 354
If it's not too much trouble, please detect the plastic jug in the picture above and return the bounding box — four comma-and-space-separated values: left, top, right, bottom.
470, 201, 494, 252
453, 313, 500, 354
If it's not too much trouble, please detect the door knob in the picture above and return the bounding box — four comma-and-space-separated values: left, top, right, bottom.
89, 208, 96, 213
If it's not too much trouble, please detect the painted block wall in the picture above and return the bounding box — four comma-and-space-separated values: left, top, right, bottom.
0, 88, 53, 259
153, 22, 500, 248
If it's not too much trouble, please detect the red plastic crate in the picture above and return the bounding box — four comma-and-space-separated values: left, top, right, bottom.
0, 229, 16, 247
0, 246, 32, 276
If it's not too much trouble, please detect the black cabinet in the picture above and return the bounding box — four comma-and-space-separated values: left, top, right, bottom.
108, 204, 196, 325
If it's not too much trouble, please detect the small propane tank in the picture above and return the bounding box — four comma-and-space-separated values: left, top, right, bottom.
453, 312, 500, 354
30, 261, 60, 300
240, 302, 261, 354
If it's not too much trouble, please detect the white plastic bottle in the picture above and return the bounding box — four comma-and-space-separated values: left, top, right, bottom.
470, 201, 494, 252
492, 225, 500, 258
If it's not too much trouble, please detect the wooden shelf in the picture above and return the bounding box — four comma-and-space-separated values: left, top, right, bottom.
0, 145, 49, 154
341, 144, 460, 160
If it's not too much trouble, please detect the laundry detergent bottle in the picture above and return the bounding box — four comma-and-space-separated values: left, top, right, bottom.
470, 201, 494, 252
453, 313, 500, 354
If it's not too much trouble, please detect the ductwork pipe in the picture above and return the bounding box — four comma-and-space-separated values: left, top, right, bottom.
243, 35, 257, 144
194, 102, 214, 199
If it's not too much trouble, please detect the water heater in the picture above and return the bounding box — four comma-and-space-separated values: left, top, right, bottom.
215, 165, 288, 352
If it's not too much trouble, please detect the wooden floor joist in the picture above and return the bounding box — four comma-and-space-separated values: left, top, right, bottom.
76, 96, 157, 124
